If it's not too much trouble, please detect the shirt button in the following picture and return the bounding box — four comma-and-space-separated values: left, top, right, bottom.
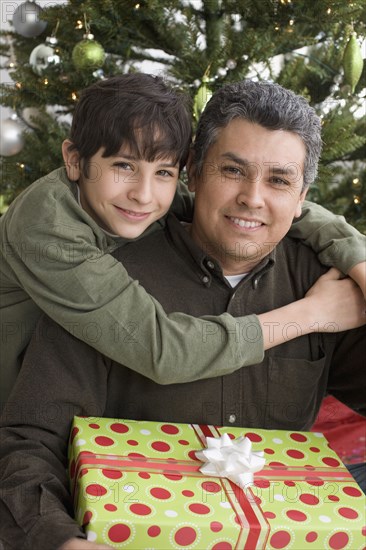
207, 260, 215, 270
202, 276, 210, 284
228, 414, 236, 424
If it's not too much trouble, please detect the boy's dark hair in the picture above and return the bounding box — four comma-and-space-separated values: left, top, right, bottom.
192, 79, 322, 189
69, 73, 192, 172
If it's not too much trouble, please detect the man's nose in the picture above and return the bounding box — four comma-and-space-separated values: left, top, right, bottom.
236, 180, 265, 209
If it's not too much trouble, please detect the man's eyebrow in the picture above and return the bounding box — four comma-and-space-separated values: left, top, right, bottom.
221, 152, 300, 176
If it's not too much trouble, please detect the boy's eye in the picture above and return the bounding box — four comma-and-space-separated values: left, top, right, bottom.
157, 169, 174, 177
114, 162, 134, 171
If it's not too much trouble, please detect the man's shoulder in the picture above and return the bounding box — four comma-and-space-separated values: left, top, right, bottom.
276, 235, 327, 279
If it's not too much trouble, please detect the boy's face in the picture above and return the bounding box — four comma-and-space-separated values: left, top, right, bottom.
188, 119, 307, 275
63, 142, 179, 238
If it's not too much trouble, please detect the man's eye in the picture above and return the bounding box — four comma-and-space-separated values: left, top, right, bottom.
270, 176, 289, 186
222, 165, 242, 176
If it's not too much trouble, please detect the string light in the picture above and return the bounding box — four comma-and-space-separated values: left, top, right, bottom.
15, 82, 22, 89
43, 78, 49, 86
134, 3, 141, 8
353, 196, 361, 204
75, 19, 83, 29
352, 178, 360, 185
327, 7, 332, 14
71, 92, 77, 101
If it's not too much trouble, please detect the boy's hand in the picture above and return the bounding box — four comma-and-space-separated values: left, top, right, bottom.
59, 538, 112, 549
348, 261, 366, 300
305, 268, 366, 332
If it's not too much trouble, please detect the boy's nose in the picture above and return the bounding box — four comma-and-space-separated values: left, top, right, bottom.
127, 175, 153, 204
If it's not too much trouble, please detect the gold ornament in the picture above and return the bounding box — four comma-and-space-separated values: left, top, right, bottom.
342, 33, 363, 93
193, 77, 213, 120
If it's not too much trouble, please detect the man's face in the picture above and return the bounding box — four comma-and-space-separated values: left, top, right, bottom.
189, 119, 308, 274
64, 143, 179, 239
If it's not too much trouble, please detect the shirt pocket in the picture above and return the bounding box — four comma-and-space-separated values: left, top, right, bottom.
266, 355, 327, 430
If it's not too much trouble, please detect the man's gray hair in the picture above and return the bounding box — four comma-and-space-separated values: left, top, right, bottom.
192, 79, 322, 188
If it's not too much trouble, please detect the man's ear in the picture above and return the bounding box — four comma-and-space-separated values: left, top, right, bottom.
186, 150, 197, 192
294, 186, 309, 218
62, 139, 80, 181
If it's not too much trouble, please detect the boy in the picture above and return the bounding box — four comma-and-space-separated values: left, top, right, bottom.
0, 73, 365, 405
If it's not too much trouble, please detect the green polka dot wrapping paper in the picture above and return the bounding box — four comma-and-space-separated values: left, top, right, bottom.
68, 417, 366, 549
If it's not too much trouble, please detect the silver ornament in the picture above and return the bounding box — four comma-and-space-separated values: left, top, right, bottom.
29, 37, 60, 75
0, 115, 25, 157
22, 107, 42, 128
12, 1, 47, 38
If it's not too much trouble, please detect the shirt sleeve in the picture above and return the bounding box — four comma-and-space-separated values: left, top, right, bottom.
0, 316, 107, 550
288, 200, 366, 274
3, 190, 263, 386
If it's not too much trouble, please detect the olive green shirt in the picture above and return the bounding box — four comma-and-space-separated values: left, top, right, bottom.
1, 167, 365, 404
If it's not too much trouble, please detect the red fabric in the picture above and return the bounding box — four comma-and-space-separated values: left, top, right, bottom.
312, 396, 366, 464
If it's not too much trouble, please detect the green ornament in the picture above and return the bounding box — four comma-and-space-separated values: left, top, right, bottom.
193, 77, 213, 120
342, 33, 363, 93
72, 33, 105, 71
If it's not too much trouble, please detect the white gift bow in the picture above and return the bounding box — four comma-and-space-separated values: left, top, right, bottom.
195, 433, 266, 488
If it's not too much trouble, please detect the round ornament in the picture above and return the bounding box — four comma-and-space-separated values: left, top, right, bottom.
21, 107, 43, 128
193, 77, 213, 120
342, 33, 364, 93
0, 115, 25, 157
29, 37, 60, 75
12, 1, 47, 38
72, 33, 105, 71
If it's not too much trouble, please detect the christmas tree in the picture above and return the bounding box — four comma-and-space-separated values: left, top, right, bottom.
1, 0, 365, 231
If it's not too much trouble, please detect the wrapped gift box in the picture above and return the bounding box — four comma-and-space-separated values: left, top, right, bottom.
68, 417, 365, 549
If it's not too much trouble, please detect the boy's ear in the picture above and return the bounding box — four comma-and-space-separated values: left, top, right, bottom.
62, 139, 81, 181
186, 150, 197, 192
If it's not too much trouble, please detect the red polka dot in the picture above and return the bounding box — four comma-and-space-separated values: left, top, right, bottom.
264, 448, 275, 454
342, 486, 362, 497
189, 503, 210, 514
338, 507, 359, 520
269, 461, 286, 468
290, 433, 308, 442
139, 472, 150, 479
286, 510, 307, 522
80, 468, 88, 477
322, 457, 341, 467
151, 441, 171, 452
105, 504, 117, 512
307, 480, 324, 486
270, 530, 291, 548
212, 543, 232, 550
108, 523, 131, 543
161, 424, 179, 434
188, 450, 200, 461
82, 510, 92, 525
329, 532, 349, 549
264, 512, 276, 519
69, 459, 76, 479
210, 521, 223, 532
95, 436, 114, 446
254, 479, 270, 488
130, 503, 152, 516
362, 526, 366, 536
102, 469, 122, 479
328, 495, 340, 502
88, 423, 100, 429
300, 493, 320, 505
127, 439, 138, 446
306, 532, 318, 543
164, 473, 183, 481
201, 481, 221, 493
284, 481, 295, 487
128, 452, 145, 458
148, 525, 161, 537
85, 483, 107, 497
286, 449, 305, 459
174, 526, 197, 546
150, 487, 171, 500
70, 427, 79, 442
245, 432, 263, 442
182, 490, 194, 497
179, 439, 189, 445
310, 447, 320, 453
110, 422, 129, 433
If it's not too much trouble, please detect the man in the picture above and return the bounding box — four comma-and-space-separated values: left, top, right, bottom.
1, 80, 365, 550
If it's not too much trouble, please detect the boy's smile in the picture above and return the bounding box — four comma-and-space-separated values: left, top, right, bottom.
63, 142, 179, 238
